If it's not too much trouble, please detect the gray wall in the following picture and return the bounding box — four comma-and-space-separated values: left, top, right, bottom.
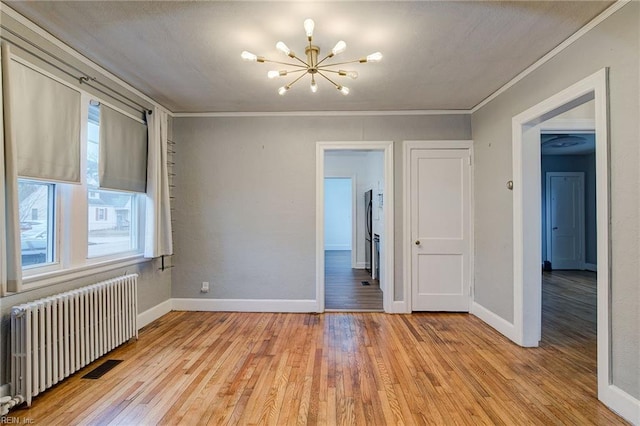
171, 115, 471, 301
472, 3, 639, 398
541, 153, 597, 265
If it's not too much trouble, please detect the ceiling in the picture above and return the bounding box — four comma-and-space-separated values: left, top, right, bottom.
541, 133, 596, 156
4, 1, 614, 113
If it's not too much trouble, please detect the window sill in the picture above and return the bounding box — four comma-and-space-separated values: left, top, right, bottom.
21, 254, 151, 292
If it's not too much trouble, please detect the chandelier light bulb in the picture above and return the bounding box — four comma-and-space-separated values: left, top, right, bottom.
276, 41, 291, 56
278, 85, 290, 96
241, 51, 258, 61
331, 41, 347, 56
311, 78, 318, 93
339, 70, 359, 80
267, 70, 281, 79
366, 52, 383, 62
304, 18, 315, 39
338, 85, 350, 96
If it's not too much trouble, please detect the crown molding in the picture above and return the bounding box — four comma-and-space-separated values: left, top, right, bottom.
471, 0, 631, 114
172, 109, 472, 118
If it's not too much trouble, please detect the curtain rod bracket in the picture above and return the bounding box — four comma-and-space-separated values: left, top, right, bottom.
79, 76, 96, 85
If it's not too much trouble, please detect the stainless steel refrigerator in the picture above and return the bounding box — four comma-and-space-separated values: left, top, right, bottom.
365, 189, 373, 273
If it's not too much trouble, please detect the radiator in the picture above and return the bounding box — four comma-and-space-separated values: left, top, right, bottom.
6, 274, 138, 409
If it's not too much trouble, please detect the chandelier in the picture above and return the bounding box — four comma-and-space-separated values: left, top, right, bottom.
241, 18, 382, 96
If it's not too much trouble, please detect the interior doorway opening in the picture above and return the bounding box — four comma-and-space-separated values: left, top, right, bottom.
315, 141, 394, 313
323, 152, 383, 311
539, 105, 598, 374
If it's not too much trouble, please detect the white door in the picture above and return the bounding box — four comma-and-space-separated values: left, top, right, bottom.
546, 172, 584, 270
410, 148, 471, 311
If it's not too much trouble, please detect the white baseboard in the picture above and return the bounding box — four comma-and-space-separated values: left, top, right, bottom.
172, 298, 318, 313
601, 384, 640, 425
137, 299, 173, 329
354, 262, 368, 270
584, 262, 598, 272
471, 301, 519, 344
324, 245, 351, 251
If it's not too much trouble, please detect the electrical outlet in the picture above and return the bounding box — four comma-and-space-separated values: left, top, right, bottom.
201, 281, 209, 293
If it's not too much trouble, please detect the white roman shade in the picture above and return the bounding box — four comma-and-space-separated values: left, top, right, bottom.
9, 58, 81, 183
99, 104, 148, 193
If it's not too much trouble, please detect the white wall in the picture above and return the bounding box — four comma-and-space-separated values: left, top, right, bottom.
472, 3, 639, 398
324, 178, 352, 251
172, 115, 471, 302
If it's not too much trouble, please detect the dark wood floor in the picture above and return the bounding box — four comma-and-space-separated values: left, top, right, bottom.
11, 270, 628, 424
541, 269, 597, 359
324, 250, 383, 311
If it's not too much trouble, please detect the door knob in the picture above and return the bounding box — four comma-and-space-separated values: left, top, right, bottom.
415, 240, 420, 245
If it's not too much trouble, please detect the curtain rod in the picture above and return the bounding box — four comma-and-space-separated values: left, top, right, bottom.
0, 25, 152, 115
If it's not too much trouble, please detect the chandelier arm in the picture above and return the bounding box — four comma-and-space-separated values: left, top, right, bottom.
290, 54, 310, 67
283, 69, 308, 75
262, 59, 308, 68
317, 59, 361, 68
315, 54, 335, 67
285, 71, 310, 88
317, 69, 340, 74
316, 71, 341, 89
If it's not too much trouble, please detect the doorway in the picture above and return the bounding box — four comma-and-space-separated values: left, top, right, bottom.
512, 69, 610, 404
316, 141, 394, 313
540, 126, 597, 386
323, 176, 383, 310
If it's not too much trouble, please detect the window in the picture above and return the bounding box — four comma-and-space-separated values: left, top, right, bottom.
18, 179, 55, 268
8, 58, 148, 287
87, 103, 141, 258
18, 96, 145, 281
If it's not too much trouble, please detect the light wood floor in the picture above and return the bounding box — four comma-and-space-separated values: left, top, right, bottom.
11, 271, 628, 425
325, 250, 383, 311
